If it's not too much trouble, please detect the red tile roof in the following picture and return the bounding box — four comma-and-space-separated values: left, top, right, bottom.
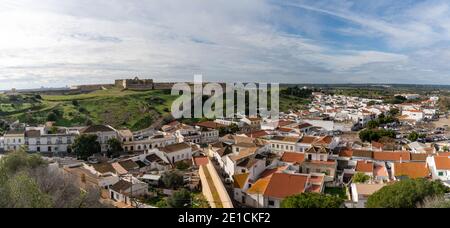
263, 173, 309, 198
435, 156, 450, 170
373, 152, 411, 161
281, 152, 305, 164
356, 161, 374, 173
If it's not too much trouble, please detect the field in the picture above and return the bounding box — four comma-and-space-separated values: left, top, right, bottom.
0, 89, 178, 131
0, 87, 310, 131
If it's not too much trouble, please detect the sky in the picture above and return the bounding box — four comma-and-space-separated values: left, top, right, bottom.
1, 0, 450, 89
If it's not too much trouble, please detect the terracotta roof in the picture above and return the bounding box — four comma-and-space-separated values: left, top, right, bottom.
281, 152, 305, 164
410, 153, 428, 162
314, 136, 333, 145
300, 136, 317, 144
352, 150, 373, 159
25, 130, 41, 138
195, 121, 226, 129
263, 173, 309, 198
146, 154, 163, 163
237, 158, 259, 169
92, 163, 116, 174
374, 165, 389, 177
353, 184, 386, 197
118, 160, 140, 171
339, 148, 353, 158
233, 173, 250, 189
394, 162, 430, 179
356, 161, 374, 173
160, 143, 191, 154
371, 141, 384, 149
193, 156, 209, 166
438, 153, 450, 157
271, 136, 301, 143
373, 152, 411, 161
246, 131, 269, 138
306, 146, 330, 154
435, 156, 450, 170
229, 147, 257, 162
110, 180, 132, 193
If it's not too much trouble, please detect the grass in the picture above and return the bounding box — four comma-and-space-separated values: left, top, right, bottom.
0, 89, 178, 131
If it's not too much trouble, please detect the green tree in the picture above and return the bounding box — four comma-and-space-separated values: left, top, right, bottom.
5, 172, 53, 208
367, 120, 379, 129
107, 138, 123, 158
281, 193, 344, 208
72, 100, 79, 106
366, 179, 448, 208
353, 172, 371, 183
71, 135, 101, 160
443, 146, 450, 152
47, 112, 58, 122
408, 131, 420, 142
162, 171, 185, 189
166, 189, 192, 208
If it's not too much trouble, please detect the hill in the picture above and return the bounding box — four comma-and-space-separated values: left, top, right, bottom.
0, 89, 178, 131
0, 88, 308, 131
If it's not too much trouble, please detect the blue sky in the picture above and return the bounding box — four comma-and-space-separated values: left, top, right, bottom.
1, 0, 450, 89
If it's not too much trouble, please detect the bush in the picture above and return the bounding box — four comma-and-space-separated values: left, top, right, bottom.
281, 193, 344, 208
353, 172, 371, 183
166, 189, 192, 208
366, 179, 448, 208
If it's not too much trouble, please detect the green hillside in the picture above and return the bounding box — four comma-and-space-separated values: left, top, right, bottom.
0, 88, 307, 131
0, 89, 178, 131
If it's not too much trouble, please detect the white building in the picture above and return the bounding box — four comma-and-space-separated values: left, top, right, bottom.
3, 129, 25, 151
156, 142, 193, 164
427, 156, 450, 186
401, 110, 424, 122
25, 126, 79, 154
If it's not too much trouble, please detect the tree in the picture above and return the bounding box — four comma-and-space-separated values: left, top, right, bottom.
47, 113, 58, 122
353, 172, 371, 183
166, 189, 192, 208
72, 100, 79, 106
0, 150, 108, 208
367, 120, 379, 129
408, 131, 420, 142
366, 179, 448, 208
443, 146, 450, 152
107, 138, 123, 158
162, 171, 185, 189
71, 135, 101, 161
281, 193, 344, 208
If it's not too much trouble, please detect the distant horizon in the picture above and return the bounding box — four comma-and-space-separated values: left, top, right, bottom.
4, 78, 450, 92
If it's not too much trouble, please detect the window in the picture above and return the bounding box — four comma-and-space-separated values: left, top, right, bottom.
268, 200, 275, 207
439, 172, 444, 177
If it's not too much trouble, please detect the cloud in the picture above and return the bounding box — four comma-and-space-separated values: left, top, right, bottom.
0, 0, 449, 89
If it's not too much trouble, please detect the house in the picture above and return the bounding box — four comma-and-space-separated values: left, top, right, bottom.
193, 121, 221, 144
3, 129, 25, 151
373, 151, 411, 162
109, 177, 149, 206
269, 136, 301, 155
279, 152, 306, 171
302, 146, 337, 182
392, 162, 430, 180
241, 117, 262, 130
350, 183, 386, 208
238, 170, 325, 208
80, 125, 119, 152
123, 132, 177, 153
401, 110, 424, 122
408, 142, 435, 154
64, 163, 120, 190
25, 126, 79, 154
158, 143, 193, 165
427, 156, 450, 186
355, 160, 374, 178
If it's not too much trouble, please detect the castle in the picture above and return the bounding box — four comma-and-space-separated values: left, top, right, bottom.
115, 77, 154, 90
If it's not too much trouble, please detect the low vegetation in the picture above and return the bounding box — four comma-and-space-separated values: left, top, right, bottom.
0, 150, 107, 208
366, 179, 448, 208
281, 193, 344, 208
